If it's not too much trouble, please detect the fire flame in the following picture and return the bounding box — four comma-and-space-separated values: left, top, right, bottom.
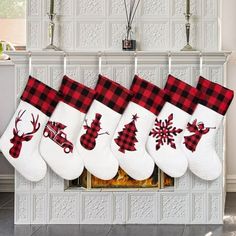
79, 167, 174, 189
91, 168, 159, 188
163, 173, 174, 187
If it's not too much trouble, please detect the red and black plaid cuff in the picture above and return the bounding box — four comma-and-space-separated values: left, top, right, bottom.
130, 75, 166, 115
164, 75, 200, 115
59, 75, 96, 114
197, 76, 234, 115
21, 76, 59, 117
95, 75, 133, 114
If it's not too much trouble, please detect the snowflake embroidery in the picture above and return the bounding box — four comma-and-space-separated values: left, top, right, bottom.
149, 113, 183, 150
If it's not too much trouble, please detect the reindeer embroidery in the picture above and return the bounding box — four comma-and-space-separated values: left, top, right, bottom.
9, 110, 41, 158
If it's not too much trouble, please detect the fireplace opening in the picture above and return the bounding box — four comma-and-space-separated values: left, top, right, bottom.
67, 167, 174, 190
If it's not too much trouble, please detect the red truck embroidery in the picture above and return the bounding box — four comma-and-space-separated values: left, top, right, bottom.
43, 121, 73, 154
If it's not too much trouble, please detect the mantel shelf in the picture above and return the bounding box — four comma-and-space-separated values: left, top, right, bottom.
7, 51, 231, 65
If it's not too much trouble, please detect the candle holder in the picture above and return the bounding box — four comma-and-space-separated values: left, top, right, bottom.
181, 13, 196, 51
44, 13, 61, 51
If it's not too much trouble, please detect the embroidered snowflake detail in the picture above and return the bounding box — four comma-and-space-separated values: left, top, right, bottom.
149, 113, 183, 150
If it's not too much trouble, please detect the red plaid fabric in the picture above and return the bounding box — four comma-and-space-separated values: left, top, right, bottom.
114, 114, 138, 153
164, 75, 200, 115
95, 75, 133, 114
130, 75, 166, 116
9, 110, 40, 158
59, 75, 96, 114
184, 119, 211, 152
80, 113, 102, 150
9, 135, 24, 158
43, 121, 74, 153
196, 76, 234, 115
21, 76, 59, 116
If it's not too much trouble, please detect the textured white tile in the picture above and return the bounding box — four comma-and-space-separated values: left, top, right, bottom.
27, 20, 42, 50
32, 66, 48, 84
49, 193, 79, 223
108, 21, 126, 49
108, 0, 126, 17
175, 170, 191, 191
191, 193, 206, 224
76, 0, 105, 17
191, 174, 207, 191
48, 168, 64, 192
16, 66, 28, 97
127, 193, 157, 224
113, 193, 126, 224
208, 177, 222, 191
171, 0, 200, 17
171, 20, 199, 50
203, 0, 218, 18
159, 193, 189, 224
44, 0, 74, 16
81, 66, 98, 88
137, 66, 158, 84
28, 0, 42, 17
76, 21, 105, 49
15, 193, 31, 224
208, 66, 223, 83
203, 20, 218, 50
140, 21, 169, 50
208, 192, 222, 224
15, 171, 31, 192
31, 193, 47, 224
141, 0, 169, 17
80, 192, 112, 224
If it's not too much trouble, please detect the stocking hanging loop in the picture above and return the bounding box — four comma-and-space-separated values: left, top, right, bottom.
199, 51, 203, 76
168, 51, 172, 75
28, 51, 32, 76
134, 51, 138, 75
63, 52, 67, 76
98, 51, 102, 75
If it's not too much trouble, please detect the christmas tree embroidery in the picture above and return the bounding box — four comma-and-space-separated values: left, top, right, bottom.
114, 114, 139, 153
149, 113, 183, 150
183, 119, 216, 152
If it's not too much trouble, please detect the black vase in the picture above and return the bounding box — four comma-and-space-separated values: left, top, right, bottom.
122, 39, 136, 51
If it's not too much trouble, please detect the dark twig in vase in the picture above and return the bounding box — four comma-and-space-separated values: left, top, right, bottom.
130, 0, 141, 26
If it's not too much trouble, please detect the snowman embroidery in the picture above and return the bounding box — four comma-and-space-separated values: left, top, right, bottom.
80, 113, 109, 150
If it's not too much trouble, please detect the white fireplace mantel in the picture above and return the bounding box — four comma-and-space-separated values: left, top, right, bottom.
10, 51, 228, 225
8, 51, 230, 65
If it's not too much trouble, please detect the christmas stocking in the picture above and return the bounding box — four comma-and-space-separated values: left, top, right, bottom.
111, 75, 166, 180
146, 75, 200, 178
40, 76, 96, 180
76, 75, 132, 180
182, 76, 234, 180
0, 76, 59, 181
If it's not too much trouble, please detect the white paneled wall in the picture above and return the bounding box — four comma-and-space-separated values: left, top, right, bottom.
27, 0, 220, 51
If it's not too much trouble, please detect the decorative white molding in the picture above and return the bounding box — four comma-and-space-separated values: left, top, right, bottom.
0, 174, 14, 192
226, 175, 236, 192
8, 51, 231, 65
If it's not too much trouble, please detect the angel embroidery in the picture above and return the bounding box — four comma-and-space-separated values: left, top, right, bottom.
183, 119, 216, 152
